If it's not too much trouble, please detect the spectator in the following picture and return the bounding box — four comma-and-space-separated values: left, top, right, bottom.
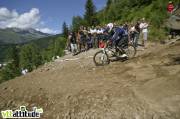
69, 32, 78, 55
97, 26, 104, 45
140, 18, 149, 48
167, 1, 174, 13
129, 23, 135, 43
134, 21, 141, 48
83, 27, 88, 50
76, 31, 81, 52
86, 27, 93, 49
123, 22, 129, 33
66, 33, 71, 52
79, 26, 86, 51
89, 27, 94, 48
91, 27, 98, 48
96, 26, 102, 48
123, 23, 129, 37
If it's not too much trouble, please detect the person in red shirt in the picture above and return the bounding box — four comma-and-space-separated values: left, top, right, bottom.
167, 1, 174, 13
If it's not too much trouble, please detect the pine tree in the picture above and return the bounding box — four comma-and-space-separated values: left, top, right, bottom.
72, 16, 84, 32
84, 0, 96, 26
6, 46, 20, 68
19, 43, 43, 71
54, 37, 65, 57
41, 37, 66, 62
44, 40, 55, 61
62, 22, 69, 38
1, 46, 21, 81
106, 0, 112, 11
31, 43, 43, 68
1, 63, 18, 81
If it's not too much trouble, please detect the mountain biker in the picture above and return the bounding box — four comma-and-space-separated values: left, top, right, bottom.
107, 24, 128, 57
111, 26, 125, 47
103, 23, 115, 43
107, 23, 113, 31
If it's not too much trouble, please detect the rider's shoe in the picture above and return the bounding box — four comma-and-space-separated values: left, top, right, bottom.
120, 54, 128, 58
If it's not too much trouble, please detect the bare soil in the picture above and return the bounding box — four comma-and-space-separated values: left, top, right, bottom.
0, 40, 180, 119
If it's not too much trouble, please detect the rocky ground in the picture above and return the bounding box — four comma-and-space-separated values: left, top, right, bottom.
0, 40, 180, 119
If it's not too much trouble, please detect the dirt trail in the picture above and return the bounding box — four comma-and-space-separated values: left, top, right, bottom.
0, 40, 180, 119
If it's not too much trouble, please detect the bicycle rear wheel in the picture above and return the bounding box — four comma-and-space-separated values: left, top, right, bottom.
123, 44, 136, 59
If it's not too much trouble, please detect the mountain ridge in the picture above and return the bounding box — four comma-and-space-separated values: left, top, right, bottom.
0, 27, 50, 44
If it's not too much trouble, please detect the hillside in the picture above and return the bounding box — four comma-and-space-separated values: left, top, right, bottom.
0, 40, 179, 118
0, 28, 50, 44
0, 44, 15, 63
71, 0, 179, 41
30, 34, 63, 49
0, 34, 62, 63
1, 0, 180, 118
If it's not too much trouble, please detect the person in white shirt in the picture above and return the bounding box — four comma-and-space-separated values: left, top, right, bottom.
98, 28, 104, 34
90, 28, 94, 34
140, 18, 149, 48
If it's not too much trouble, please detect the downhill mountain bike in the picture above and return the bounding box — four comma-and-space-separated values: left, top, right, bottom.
93, 37, 136, 66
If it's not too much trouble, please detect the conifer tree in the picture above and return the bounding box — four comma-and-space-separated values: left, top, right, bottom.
84, 0, 96, 26
62, 22, 69, 38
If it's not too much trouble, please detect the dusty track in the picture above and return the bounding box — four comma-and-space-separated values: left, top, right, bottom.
0, 40, 180, 119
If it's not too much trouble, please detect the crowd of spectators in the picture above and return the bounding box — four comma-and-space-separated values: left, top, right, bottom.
66, 18, 149, 55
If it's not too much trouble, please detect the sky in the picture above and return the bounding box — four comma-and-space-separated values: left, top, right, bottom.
0, 0, 107, 34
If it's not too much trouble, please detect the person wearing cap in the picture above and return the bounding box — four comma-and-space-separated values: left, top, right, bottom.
167, 1, 174, 13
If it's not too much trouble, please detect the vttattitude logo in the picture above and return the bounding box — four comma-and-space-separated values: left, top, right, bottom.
1, 106, 43, 118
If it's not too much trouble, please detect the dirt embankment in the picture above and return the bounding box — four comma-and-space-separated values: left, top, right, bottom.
0, 40, 180, 119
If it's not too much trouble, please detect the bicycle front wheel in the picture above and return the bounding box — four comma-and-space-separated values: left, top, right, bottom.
93, 50, 110, 66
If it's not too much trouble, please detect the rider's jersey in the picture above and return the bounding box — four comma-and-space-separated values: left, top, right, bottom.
111, 27, 125, 42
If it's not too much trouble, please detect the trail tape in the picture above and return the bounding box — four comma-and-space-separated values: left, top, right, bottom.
57, 56, 93, 62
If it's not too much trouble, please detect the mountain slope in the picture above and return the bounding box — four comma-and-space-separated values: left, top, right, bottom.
0, 28, 50, 44
0, 40, 179, 119
30, 34, 63, 49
